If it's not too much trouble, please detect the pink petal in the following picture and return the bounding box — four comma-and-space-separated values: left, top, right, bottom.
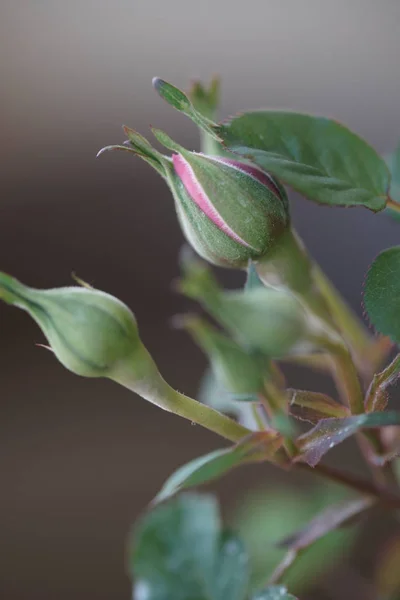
173, 153, 252, 248
207, 156, 283, 199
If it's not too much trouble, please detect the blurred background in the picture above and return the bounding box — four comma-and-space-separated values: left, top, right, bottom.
1, 1, 400, 598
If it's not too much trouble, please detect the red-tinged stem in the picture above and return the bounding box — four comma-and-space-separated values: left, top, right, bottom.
387, 196, 400, 213
299, 463, 400, 509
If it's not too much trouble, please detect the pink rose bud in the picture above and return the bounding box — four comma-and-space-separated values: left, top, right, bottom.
99, 125, 290, 269
154, 128, 290, 268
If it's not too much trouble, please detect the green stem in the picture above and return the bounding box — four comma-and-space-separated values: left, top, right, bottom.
326, 342, 394, 484
164, 387, 251, 442
113, 354, 251, 443
256, 228, 338, 329
261, 383, 297, 458
387, 196, 400, 213
268, 548, 298, 585
313, 265, 370, 351
299, 463, 400, 509
313, 263, 393, 382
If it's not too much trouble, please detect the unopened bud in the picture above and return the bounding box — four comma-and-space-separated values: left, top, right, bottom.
99, 121, 289, 270
0, 272, 151, 381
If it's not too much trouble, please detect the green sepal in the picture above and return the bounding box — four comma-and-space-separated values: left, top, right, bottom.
97, 127, 170, 177
152, 77, 220, 140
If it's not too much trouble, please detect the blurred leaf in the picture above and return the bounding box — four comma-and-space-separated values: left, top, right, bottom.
155, 432, 283, 503
187, 77, 220, 120
375, 535, 400, 598
252, 586, 297, 599
288, 389, 350, 424
179, 250, 311, 358
215, 112, 389, 211
131, 493, 249, 600
384, 145, 400, 220
278, 497, 373, 551
364, 247, 400, 343
232, 484, 359, 594
296, 411, 400, 467
199, 368, 259, 428
182, 314, 268, 396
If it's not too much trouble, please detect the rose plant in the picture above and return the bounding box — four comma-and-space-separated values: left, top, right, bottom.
3, 76, 400, 599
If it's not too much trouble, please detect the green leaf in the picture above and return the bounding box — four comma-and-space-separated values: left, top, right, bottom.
155, 432, 283, 503
252, 586, 297, 599
364, 246, 400, 343
296, 411, 400, 467
131, 493, 249, 600
215, 112, 389, 211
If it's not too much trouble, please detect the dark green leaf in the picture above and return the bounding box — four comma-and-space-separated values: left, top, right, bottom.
252, 586, 297, 599
131, 493, 249, 600
215, 112, 389, 211
155, 432, 283, 503
296, 411, 400, 466
364, 247, 400, 343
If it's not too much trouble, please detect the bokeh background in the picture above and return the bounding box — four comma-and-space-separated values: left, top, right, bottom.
1, 1, 400, 599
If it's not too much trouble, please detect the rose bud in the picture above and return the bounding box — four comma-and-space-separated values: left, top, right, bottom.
98, 127, 289, 269
0, 271, 149, 380
153, 128, 290, 268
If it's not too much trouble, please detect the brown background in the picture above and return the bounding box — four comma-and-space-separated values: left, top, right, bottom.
1, 1, 400, 598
